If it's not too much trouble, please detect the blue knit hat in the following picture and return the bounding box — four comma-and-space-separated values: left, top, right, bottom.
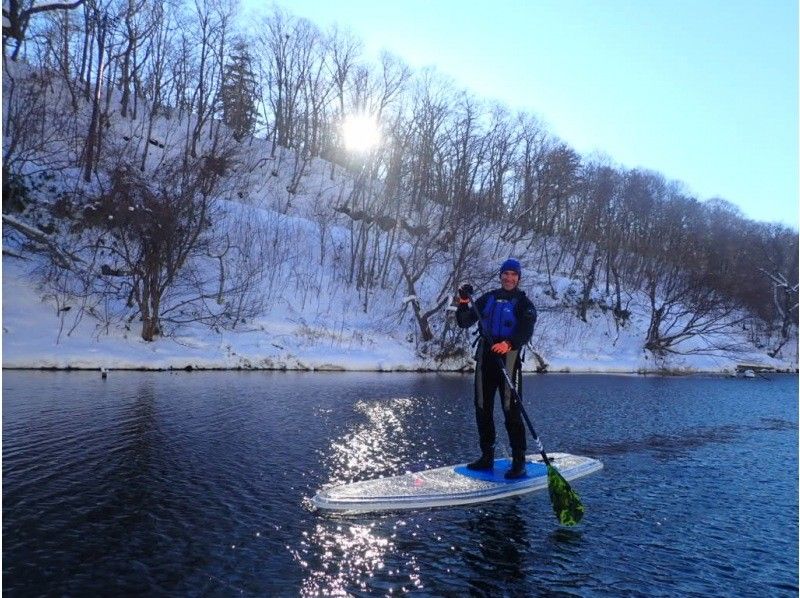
500, 258, 521, 276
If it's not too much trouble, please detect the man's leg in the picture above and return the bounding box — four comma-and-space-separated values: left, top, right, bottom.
468, 350, 498, 470
501, 350, 527, 479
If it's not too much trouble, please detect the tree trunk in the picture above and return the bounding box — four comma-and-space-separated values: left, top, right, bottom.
398, 256, 434, 342
578, 256, 600, 322
83, 14, 107, 182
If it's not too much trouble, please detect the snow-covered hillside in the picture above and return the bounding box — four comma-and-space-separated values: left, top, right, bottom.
2, 62, 796, 374
3, 249, 795, 373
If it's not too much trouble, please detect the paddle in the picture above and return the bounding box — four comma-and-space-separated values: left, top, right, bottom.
467, 294, 585, 526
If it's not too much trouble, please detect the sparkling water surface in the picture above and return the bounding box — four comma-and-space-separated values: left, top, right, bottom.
3, 371, 797, 596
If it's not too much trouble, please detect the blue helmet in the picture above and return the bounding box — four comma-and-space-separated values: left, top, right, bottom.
500, 258, 521, 277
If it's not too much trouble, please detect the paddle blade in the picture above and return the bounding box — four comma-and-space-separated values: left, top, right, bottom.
547, 463, 585, 526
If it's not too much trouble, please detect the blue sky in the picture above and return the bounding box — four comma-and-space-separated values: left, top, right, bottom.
257, 0, 798, 226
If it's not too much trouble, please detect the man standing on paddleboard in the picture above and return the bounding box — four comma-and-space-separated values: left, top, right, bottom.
455, 258, 537, 479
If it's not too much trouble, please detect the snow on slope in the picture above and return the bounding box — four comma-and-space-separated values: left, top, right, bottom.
4, 249, 793, 373
2, 63, 795, 373
2, 256, 419, 371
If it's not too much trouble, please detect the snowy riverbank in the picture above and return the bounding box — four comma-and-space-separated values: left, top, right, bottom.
4, 258, 793, 375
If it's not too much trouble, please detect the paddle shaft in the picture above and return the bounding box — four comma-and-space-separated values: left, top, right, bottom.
467, 296, 551, 466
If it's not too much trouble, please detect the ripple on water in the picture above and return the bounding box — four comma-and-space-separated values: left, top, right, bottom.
2, 372, 797, 596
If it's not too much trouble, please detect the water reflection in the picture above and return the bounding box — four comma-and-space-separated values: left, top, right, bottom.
576, 423, 742, 460
462, 503, 529, 592
300, 396, 426, 594
548, 526, 583, 547
116, 381, 160, 474
296, 520, 422, 595
320, 397, 429, 484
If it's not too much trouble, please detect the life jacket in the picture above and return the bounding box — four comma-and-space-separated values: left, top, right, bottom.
481, 294, 519, 341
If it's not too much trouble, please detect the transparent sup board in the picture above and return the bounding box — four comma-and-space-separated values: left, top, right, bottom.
312, 453, 603, 514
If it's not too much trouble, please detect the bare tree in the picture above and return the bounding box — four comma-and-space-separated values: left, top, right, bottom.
3, 66, 81, 185
81, 7, 111, 182
3, 0, 85, 60
643, 265, 745, 355
184, 0, 233, 159
757, 224, 799, 356
137, 0, 178, 170
478, 103, 517, 221
404, 69, 452, 212
350, 51, 410, 123
323, 24, 361, 161
80, 149, 231, 340
114, 0, 156, 119
639, 190, 747, 356
505, 114, 548, 233
255, 8, 322, 154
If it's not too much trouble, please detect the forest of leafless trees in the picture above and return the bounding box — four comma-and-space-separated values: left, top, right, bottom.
2, 0, 797, 359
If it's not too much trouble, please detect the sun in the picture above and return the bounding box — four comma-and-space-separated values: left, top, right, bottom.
341, 114, 380, 153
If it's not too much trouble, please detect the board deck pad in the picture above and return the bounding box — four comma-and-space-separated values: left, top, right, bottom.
453, 458, 547, 483
312, 452, 602, 514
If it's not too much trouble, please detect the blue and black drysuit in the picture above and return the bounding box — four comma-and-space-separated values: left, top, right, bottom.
456, 288, 537, 463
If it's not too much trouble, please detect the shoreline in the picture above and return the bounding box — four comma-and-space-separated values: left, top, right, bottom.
4, 365, 796, 376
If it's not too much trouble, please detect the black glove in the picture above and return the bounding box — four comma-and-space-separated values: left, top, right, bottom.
457, 283, 474, 300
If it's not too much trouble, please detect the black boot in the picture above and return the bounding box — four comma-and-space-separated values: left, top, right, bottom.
467, 449, 494, 471
504, 455, 527, 479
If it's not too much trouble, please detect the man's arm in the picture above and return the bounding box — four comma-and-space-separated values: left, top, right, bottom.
455, 292, 487, 328
511, 296, 537, 349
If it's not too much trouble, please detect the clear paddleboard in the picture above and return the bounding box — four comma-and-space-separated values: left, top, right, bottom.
312, 452, 602, 514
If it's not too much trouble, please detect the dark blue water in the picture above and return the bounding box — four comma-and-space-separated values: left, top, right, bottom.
3, 372, 797, 596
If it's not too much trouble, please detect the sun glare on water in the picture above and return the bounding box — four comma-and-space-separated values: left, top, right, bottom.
341, 114, 380, 153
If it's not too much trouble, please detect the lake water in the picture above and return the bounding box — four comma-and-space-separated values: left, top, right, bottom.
3, 371, 797, 596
